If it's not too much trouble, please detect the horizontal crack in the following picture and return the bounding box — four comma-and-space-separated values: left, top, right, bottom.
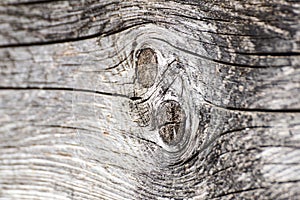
219, 126, 272, 136
0, 86, 133, 100
232, 51, 300, 57
1, 0, 65, 6
211, 187, 267, 199
203, 98, 300, 113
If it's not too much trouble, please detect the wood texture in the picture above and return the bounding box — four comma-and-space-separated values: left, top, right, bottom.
0, 0, 300, 199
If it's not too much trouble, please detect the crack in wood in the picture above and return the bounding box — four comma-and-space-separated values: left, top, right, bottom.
0, 86, 134, 100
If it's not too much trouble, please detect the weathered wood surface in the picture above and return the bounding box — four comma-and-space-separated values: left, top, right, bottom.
0, 0, 300, 199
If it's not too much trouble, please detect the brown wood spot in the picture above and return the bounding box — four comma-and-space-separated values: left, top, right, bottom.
136, 48, 158, 88
157, 100, 186, 145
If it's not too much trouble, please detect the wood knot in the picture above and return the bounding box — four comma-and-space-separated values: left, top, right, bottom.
136, 48, 158, 88
157, 100, 186, 145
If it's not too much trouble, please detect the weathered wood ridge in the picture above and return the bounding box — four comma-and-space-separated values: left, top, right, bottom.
0, 0, 300, 199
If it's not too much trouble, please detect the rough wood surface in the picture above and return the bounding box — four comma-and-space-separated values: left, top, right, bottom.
0, 0, 300, 199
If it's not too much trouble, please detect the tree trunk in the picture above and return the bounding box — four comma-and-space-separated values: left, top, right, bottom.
0, 0, 300, 199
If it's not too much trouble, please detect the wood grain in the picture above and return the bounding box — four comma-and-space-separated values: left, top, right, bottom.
0, 0, 299, 199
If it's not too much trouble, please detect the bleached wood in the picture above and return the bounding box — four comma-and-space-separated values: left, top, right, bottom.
0, 0, 300, 199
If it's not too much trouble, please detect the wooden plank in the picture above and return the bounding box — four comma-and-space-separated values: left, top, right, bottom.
0, 0, 300, 199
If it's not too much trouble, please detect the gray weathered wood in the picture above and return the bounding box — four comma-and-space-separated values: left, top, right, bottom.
0, 0, 300, 199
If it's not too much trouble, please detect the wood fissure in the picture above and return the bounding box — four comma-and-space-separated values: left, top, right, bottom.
0, 86, 134, 100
